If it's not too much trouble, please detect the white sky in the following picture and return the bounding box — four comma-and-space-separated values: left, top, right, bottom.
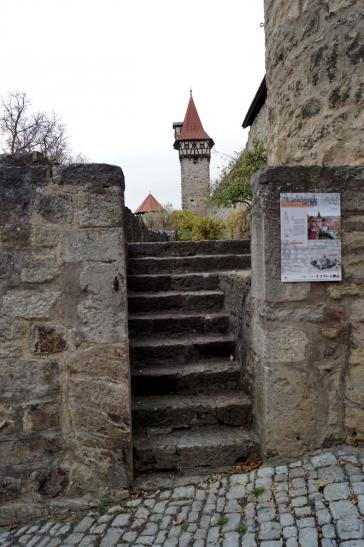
1, 0, 265, 211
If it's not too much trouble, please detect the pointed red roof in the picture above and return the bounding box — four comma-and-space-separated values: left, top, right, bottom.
177, 95, 212, 141
134, 193, 163, 214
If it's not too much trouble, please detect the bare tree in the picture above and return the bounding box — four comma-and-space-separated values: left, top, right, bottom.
0, 91, 77, 163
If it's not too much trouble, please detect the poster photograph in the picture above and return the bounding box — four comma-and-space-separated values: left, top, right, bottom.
280, 192, 342, 282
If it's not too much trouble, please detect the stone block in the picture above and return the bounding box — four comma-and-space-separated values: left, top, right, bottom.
0, 322, 26, 359
33, 467, 69, 497
0, 434, 63, 467
78, 187, 123, 227
0, 501, 45, 526
22, 401, 60, 433
345, 405, 364, 443
77, 262, 127, 343
262, 326, 307, 363
0, 359, 60, 400
31, 225, 61, 248
346, 365, 364, 406
0, 403, 15, 435
31, 325, 67, 354
258, 362, 317, 457
36, 194, 73, 224
64, 228, 124, 262
21, 257, 60, 282
52, 163, 125, 190
65, 344, 129, 379
1, 290, 60, 319
0, 475, 22, 502
349, 348, 364, 367
0, 252, 14, 278
66, 376, 130, 441
328, 284, 364, 300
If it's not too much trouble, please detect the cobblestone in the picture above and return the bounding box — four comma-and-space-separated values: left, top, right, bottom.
3, 447, 364, 546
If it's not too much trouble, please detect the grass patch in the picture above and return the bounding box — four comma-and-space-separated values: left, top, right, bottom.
308, 498, 315, 510
181, 523, 189, 531
217, 516, 229, 526
252, 487, 265, 497
90, 498, 112, 514
235, 524, 247, 534
238, 497, 248, 507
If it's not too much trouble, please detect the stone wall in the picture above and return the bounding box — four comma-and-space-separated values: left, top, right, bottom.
264, 0, 364, 165
219, 271, 255, 399
124, 207, 172, 243
246, 102, 268, 152
250, 165, 364, 459
0, 155, 134, 523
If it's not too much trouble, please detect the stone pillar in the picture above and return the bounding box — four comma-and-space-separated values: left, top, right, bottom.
0, 155, 132, 522
264, 0, 364, 165
250, 166, 364, 458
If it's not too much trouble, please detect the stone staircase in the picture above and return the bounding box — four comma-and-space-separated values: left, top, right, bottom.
127, 240, 259, 477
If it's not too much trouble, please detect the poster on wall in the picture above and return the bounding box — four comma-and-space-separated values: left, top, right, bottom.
280, 192, 342, 282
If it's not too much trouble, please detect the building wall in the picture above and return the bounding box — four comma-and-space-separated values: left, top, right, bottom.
0, 155, 134, 524
264, 0, 364, 165
250, 166, 364, 458
181, 157, 210, 214
246, 102, 268, 152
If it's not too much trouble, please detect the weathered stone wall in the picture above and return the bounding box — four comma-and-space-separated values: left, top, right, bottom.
0, 155, 133, 523
250, 165, 364, 459
219, 271, 255, 398
246, 102, 268, 152
181, 157, 210, 214
264, 0, 364, 165
124, 207, 172, 243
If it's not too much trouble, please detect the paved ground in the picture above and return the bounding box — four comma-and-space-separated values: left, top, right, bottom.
2, 447, 364, 546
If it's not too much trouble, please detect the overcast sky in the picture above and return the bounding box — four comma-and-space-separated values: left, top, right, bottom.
1, 0, 265, 211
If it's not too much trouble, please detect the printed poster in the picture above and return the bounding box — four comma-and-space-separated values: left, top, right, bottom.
280, 193, 342, 282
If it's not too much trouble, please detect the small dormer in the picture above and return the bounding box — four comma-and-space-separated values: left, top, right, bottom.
173, 122, 183, 140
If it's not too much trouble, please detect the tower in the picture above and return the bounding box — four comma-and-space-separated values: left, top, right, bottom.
173, 92, 214, 214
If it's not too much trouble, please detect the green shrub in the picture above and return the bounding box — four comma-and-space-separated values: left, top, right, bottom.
192, 215, 225, 241
226, 207, 251, 239
142, 206, 225, 241
210, 139, 267, 208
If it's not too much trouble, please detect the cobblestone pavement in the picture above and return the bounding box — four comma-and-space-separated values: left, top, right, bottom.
2, 448, 364, 547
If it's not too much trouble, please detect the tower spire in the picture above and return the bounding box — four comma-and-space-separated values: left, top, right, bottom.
172, 93, 214, 214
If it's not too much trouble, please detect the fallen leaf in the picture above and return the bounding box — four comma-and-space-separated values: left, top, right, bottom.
228, 457, 263, 475
172, 519, 183, 527
316, 479, 330, 491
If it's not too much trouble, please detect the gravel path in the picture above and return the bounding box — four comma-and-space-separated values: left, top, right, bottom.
2, 447, 364, 546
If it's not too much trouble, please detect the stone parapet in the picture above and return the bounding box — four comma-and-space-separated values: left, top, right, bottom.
250, 166, 364, 458
0, 155, 133, 522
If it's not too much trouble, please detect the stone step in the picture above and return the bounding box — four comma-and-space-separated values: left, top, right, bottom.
133, 426, 260, 472
131, 359, 240, 395
128, 312, 230, 337
128, 239, 250, 258
128, 290, 224, 314
127, 253, 251, 275
132, 391, 251, 429
130, 335, 235, 366
127, 272, 221, 293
